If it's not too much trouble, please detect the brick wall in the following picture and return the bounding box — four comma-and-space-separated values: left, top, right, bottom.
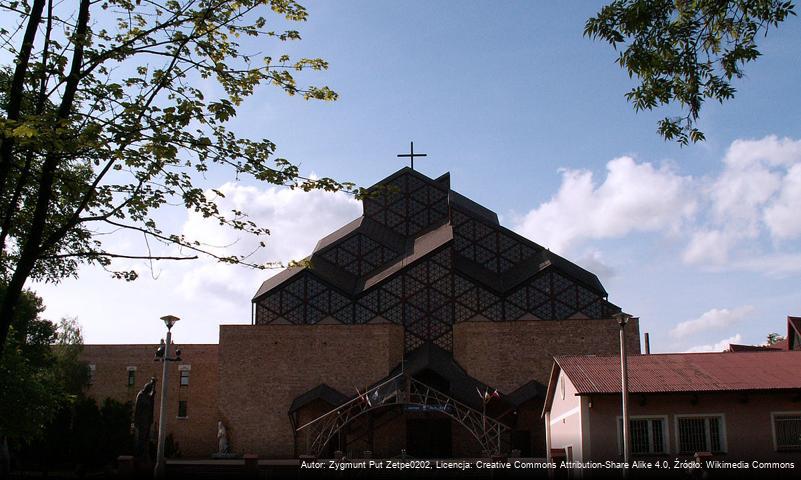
452, 317, 640, 455
453, 318, 641, 393
81, 317, 640, 459
81, 344, 219, 457
218, 323, 404, 458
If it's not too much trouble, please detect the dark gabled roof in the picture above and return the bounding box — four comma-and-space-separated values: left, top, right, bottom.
253, 265, 305, 300
253, 167, 613, 309
542, 252, 607, 296
288, 384, 348, 414
362, 222, 452, 290
363, 166, 439, 191
312, 217, 363, 254
449, 190, 499, 225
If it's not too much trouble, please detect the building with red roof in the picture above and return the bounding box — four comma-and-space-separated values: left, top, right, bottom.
727, 315, 800, 352
542, 349, 801, 464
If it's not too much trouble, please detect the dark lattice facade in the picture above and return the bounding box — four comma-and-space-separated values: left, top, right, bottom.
253, 168, 621, 354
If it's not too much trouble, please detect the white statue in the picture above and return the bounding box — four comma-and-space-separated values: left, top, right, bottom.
217, 421, 229, 454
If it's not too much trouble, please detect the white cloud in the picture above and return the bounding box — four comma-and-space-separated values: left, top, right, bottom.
511, 135, 801, 274
682, 136, 801, 266
710, 152, 781, 233
178, 182, 361, 303
685, 334, 743, 353
723, 136, 801, 170
670, 306, 754, 339
682, 230, 732, 265
764, 164, 801, 240
513, 156, 695, 253
727, 252, 801, 276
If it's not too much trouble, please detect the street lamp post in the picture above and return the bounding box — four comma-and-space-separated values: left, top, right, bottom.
615, 312, 632, 470
154, 315, 181, 479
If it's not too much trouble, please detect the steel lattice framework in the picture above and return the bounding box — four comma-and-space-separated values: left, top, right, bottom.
296, 374, 510, 457
253, 169, 621, 354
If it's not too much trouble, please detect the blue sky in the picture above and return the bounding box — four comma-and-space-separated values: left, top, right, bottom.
33, 1, 801, 352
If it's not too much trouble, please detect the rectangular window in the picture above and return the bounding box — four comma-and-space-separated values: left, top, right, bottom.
127, 368, 136, 387
774, 414, 801, 450
88, 364, 96, 385
179, 369, 190, 386
619, 417, 667, 454
677, 416, 725, 453
178, 400, 188, 418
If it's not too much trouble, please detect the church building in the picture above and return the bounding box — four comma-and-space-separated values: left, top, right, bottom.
81, 167, 641, 459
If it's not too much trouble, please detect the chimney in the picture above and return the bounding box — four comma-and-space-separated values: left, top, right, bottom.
644, 332, 651, 354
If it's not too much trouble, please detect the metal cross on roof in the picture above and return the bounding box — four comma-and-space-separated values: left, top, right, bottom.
397, 141, 427, 170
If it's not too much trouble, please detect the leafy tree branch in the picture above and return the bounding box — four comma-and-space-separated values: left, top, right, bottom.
585, 0, 796, 145
0, 0, 359, 354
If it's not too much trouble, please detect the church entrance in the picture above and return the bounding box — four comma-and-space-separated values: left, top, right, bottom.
406, 417, 452, 458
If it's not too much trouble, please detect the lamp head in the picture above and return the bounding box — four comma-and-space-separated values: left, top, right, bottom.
160, 315, 180, 330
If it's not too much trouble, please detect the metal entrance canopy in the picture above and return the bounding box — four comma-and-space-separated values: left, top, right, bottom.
295, 372, 510, 457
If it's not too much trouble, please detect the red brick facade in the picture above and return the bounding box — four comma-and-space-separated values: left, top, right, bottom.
81, 318, 639, 459
219, 323, 404, 458
81, 344, 218, 457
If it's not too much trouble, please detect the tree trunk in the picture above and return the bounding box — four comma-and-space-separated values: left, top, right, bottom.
0, 0, 90, 356
0, 0, 53, 257
0, 1, 48, 354
0, 258, 34, 357
0, 0, 46, 204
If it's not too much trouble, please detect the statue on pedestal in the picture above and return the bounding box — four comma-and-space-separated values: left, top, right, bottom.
217, 421, 229, 454
212, 420, 239, 458
133, 377, 156, 460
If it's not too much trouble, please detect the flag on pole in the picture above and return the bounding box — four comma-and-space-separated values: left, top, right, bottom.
476, 387, 500, 404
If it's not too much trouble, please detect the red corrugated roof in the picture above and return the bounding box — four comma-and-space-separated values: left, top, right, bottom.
556, 351, 801, 394
727, 343, 783, 352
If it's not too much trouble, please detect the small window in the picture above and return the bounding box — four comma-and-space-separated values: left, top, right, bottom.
180, 369, 190, 386
559, 374, 566, 400
774, 414, 801, 450
178, 400, 188, 418
127, 368, 136, 387
88, 364, 96, 385
619, 418, 667, 454
677, 416, 725, 453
